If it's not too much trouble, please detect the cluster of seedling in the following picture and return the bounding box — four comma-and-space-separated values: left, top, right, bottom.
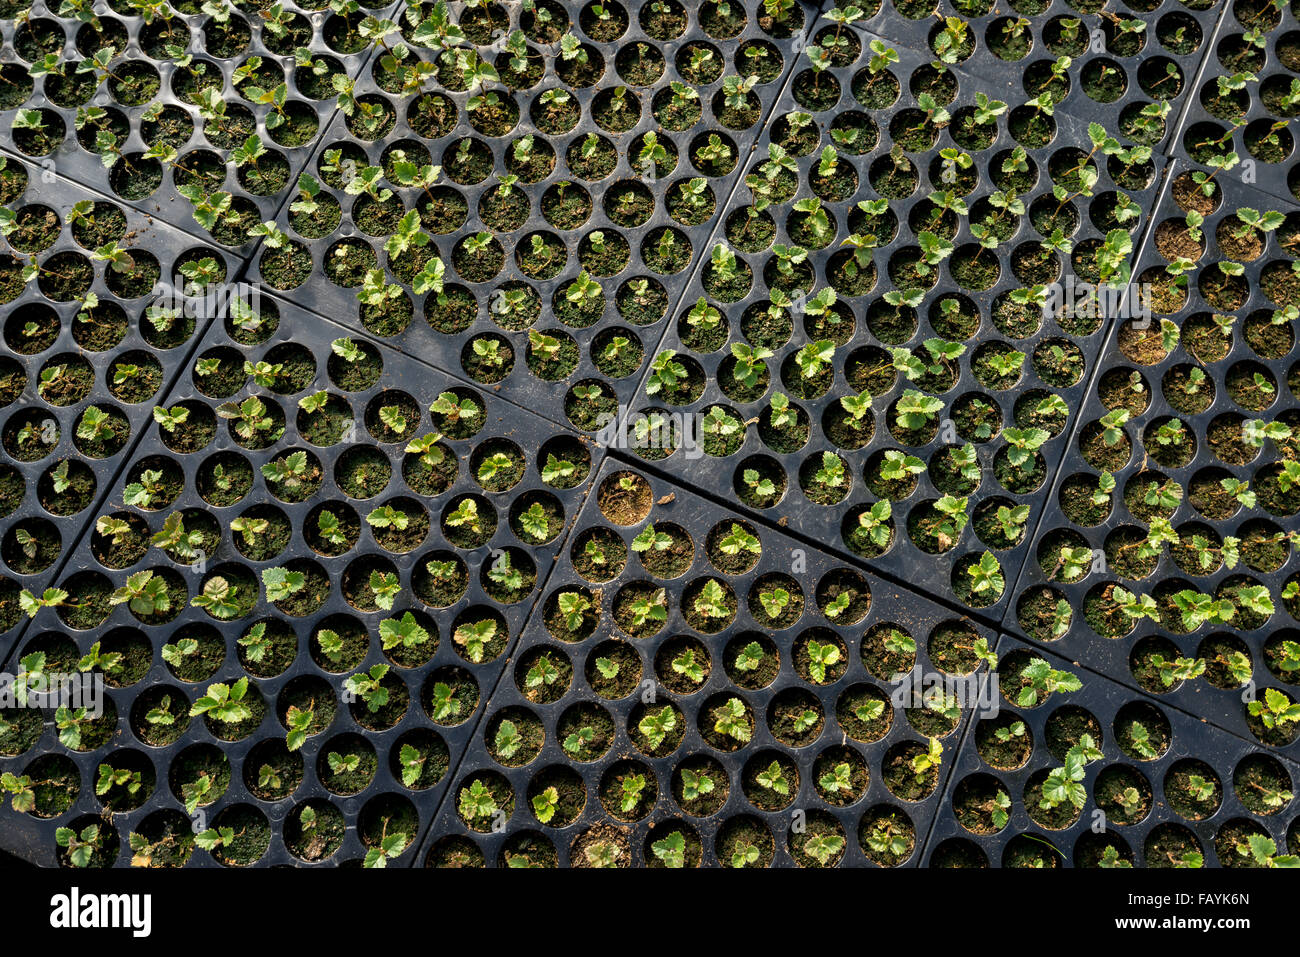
420, 465, 1002, 867
1179, 0, 1300, 199
633, 7, 1165, 614
0, 296, 603, 866
927, 638, 1300, 868
830, 0, 1224, 155
1, 0, 1299, 869
0, 166, 243, 646
0, 0, 397, 244
1010, 165, 1300, 751
235, 0, 812, 432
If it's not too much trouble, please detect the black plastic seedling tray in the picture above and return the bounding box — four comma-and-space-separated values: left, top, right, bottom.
1174, 0, 1300, 205
245, 0, 826, 430
0, 160, 245, 661
617, 23, 1166, 622
0, 0, 403, 254
1004, 161, 1300, 754
924, 633, 1300, 868
414, 459, 998, 867
0, 291, 599, 867
0, 0, 1297, 871
839, 0, 1230, 157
